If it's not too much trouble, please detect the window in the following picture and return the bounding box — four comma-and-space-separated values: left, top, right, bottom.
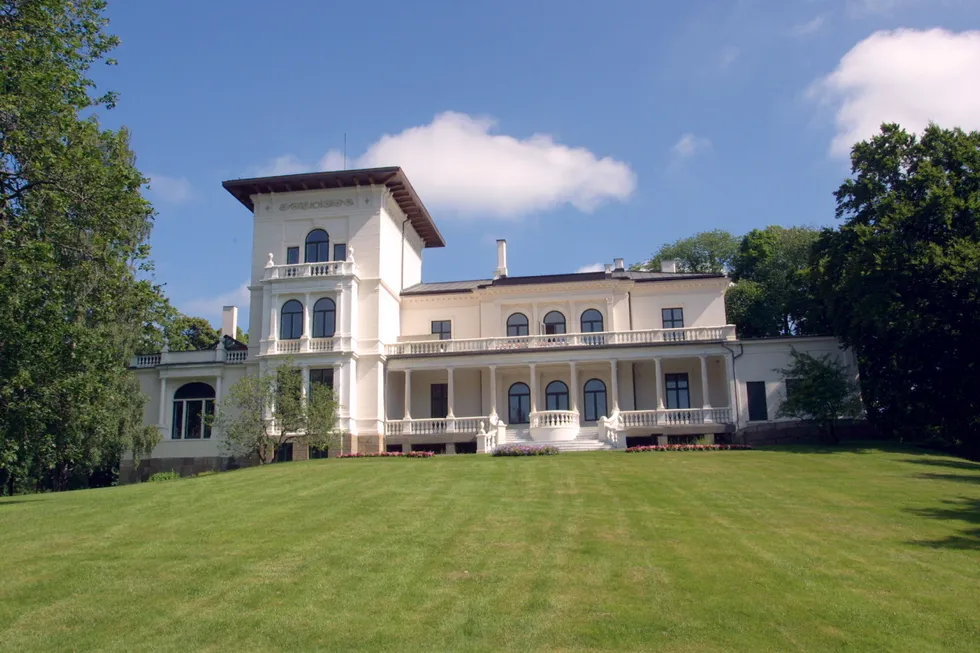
747, 381, 768, 421
665, 373, 690, 409
583, 379, 607, 422
310, 446, 329, 459
286, 247, 299, 265
581, 309, 604, 333
310, 368, 334, 389
275, 442, 294, 463
431, 320, 451, 340
545, 381, 569, 411
304, 229, 329, 263
312, 298, 336, 338
508, 382, 531, 424
280, 300, 303, 340
431, 383, 448, 419
506, 313, 529, 337
172, 382, 215, 440
543, 311, 566, 335
333, 243, 347, 262
662, 308, 684, 329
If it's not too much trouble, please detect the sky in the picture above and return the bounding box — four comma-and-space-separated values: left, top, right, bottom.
91, 0, 980, 329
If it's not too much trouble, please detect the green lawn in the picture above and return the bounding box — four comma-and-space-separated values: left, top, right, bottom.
1, 446, 978, 652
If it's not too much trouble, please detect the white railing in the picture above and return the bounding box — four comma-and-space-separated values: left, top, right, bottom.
618, 407, 733, 428
309, 338, 336, 352
384, 416, 489, 436
276, 340, 301, 354
130, 348, 249, 368
599, 413, 622, 448
529, 410, 579, 428
264, 260, 356, 280
261, 336, 353, 356
385, 325, 736, 356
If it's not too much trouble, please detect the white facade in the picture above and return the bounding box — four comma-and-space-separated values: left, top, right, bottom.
129, 167, 855, 468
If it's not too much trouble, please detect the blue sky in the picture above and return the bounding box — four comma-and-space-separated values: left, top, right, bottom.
92, 0, 980, 329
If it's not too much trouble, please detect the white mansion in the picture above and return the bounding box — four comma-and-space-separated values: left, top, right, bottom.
127, 167, 853, 475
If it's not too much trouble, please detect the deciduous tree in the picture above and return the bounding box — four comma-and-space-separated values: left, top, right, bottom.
776, 350, 863, 444
633, 230, 739, 274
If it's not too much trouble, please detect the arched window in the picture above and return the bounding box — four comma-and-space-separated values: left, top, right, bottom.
543, 311, 566, 335
305, 229, 330, 263
545, 381, 569, 411
583, 379, 607, 422
280, 300, 303, 340
581, 309, 604, 333
172, 382, 215, 440
312, 298, 336, 338
506, 312, 529, 337
508, 382, 531, 424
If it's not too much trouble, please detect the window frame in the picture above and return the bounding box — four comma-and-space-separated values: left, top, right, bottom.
279, 299, 304, 340
664, 373, 691, 410
310, 368, 334, 389
304, 229, 330, 263
286, 246, 300, 265
430, 383, 449, 419
171, 382, 216, 440
312, 297, 336, 338
506, 313, 529, 337
662, 307, 685, 329
747, 381, 769, 421
583, 379, 607, 422
431, 320, 452, 340
508, 382, 531, 424
545, 380, 570, 411
333, 243, 347, 262
580, 309, 604, 333
543, 310, 566, 335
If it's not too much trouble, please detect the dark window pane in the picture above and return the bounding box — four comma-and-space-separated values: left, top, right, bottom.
185, 400, 203, 439
305, 230, 329, 263
276, 442, 294, 463
431, 320, 451, 340
581, 309, 604, 333
313, 298, 336, 338
665, 373, 690, 409
280, 300, 303, 340
172, 402, 184, 439
310, 368, 334, 389
174, 382, 215, 400
204, 400, 214, 439
431, 383, 448, 419
508, 383, 530, 424
583, 379, 607, 421
310, 446, 329, 459
286, 247, 299, 265
506, 313, 529, 337
333, 243, 347, 262
747, 381, 768, 421
543, 311, 566, 335
545, 381, 569, 411
662, 307, 684, 329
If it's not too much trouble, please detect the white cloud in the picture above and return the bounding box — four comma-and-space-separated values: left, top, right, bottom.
790, 16, 825, 37
576, 263, 606, 273
671, 133, 713, 159
810, 28, 980, 157
182, 281, 250, 326
256, 111, 636, 218
146, 174, 192, 204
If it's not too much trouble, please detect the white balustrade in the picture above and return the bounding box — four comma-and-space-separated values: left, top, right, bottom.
308, 338, 336, 352
133, 354, 161, 368
131, 347, 249, 368
276, 340, 301, 354
617, 407, 735, 428
385, 325, 736, 356
264, 260, 356, 281
385, 417, 489, 436
225, 350, 248, 364
529, 410, 578, 428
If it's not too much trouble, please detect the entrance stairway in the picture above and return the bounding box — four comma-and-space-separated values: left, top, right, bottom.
502, 426, 614, 452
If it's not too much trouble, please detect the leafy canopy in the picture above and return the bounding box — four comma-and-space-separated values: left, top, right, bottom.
633, 230, 739, 274
776, 350, 862, 444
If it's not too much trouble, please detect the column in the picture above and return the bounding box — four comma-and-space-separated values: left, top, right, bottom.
403, 369, 412, 420
301, 292, 312, 351
610, 359, 620, 413
158, 377, 167, 426
700, 355, 712, 423
447, 367, 455, 419
488, 365, 498, 419
724, 353, 735, 425
214, 375, 222, 438
529, 363, 537, 413
569, 362, 579, 414
606, 296, 616, 332
301, 365, 309, 401
654, 357, 664, 410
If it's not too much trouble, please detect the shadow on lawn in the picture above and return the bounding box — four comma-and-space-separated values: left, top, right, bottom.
907, 497, 980, 551
903, 458, 980, 472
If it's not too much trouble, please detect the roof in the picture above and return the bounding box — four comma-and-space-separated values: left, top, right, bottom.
401, 270, 725, 295
221, 167, 445, 248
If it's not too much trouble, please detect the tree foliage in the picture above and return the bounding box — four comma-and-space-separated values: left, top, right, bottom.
811, 123, 980, 456
726, 226, 827, 337
165, 315, 220, 352
214, 359, 342, 463
776, 350, 862, 444
0, 0, 164, 493
632, 230, 739, 274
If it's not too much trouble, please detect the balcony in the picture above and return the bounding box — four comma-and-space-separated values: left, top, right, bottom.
385, 416, 490, 436
131, 348, 248, 369
384, 325, 736, 357
528, 410, 579, 442
261, 336, 354, 356
617, 407, 733, 428
263, 260, 356, 281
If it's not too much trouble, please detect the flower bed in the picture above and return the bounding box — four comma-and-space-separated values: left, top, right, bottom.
625, 444, 752, 453
492, 444, 560, 457
338, 451, 435, 458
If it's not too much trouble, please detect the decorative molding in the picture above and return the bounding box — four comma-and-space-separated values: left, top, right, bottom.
279, 198, 354, 211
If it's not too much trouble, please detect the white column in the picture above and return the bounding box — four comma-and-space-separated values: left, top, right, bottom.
346, 358, 358, 435
488, 366, 498, 419
610, 359, 620, 413
569, 362, 579, 414
158, 376, 167, 426
215, 375, 222, 405
447, 367, 455, 419
606, 296, 616, 332
269, 294, 279, 342
302, 292, 312, 351
654, 357, 664, 410
260, 285, 272, 353
700, 355, 711, 410
301, 365, 309, 401
529, 363, 537, 413
725, 354, 736, 425
403, 369, 412, 420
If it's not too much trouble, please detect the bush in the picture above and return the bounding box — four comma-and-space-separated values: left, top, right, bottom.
338, 451, 435, 458
148, 471, 181, 482
492, 444, 560, 457
625, 444, 752, 453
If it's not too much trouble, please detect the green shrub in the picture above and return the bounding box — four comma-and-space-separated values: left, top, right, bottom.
148, 471, 180, 482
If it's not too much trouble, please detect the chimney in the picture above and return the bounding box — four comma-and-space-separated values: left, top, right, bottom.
614, 258, 625, 271
221, 306, 238, 340
661, 259, 678, 273
495, 239, 508, 279
604, 263, 613, 273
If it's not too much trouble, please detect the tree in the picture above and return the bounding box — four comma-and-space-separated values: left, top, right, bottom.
727, 226, 827, 337
810, 123, 980, 457
776, 350, 862, 444
165, 315, 219, 352
632, 230, 739, 274
235, 327, 248, 344
1, 1, 165, 493
214, 359, 342, 463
